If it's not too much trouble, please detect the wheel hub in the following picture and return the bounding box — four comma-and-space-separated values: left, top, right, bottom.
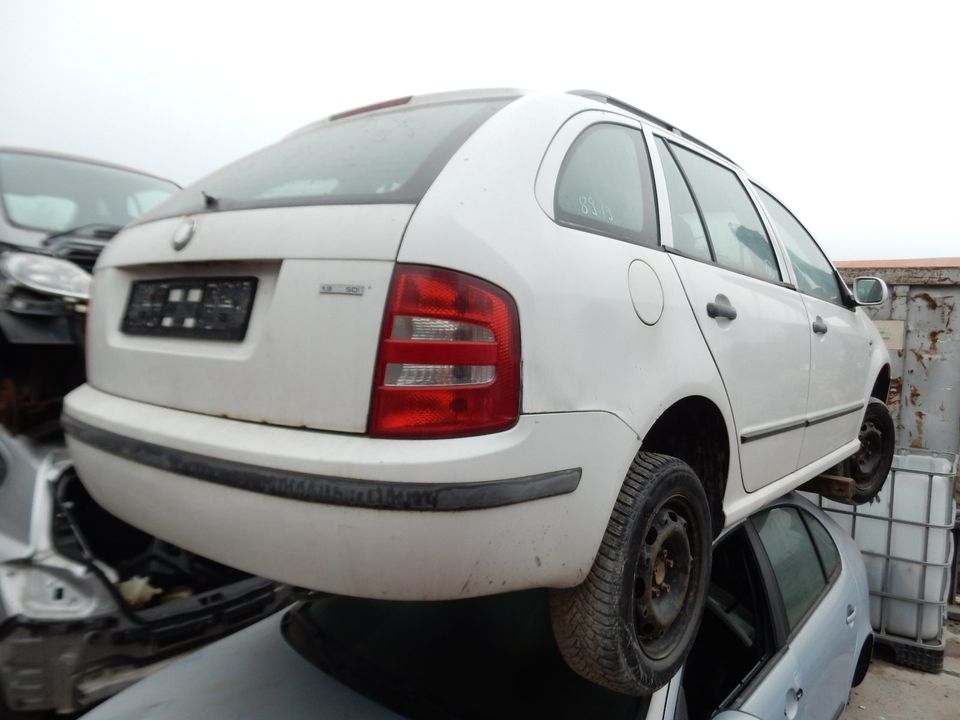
653, 551, 669, 587
856, 420, 883, 477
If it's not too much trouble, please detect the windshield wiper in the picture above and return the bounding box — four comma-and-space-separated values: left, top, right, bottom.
43, 223, 124, 246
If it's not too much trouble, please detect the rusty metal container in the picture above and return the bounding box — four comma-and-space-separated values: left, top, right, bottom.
836, 258, 960, 457
836, 258, 960, 657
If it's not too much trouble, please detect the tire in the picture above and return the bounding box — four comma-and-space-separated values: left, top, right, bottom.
852, 635, 873, 687
849, 398, 895, 504
549, 452, 712, 695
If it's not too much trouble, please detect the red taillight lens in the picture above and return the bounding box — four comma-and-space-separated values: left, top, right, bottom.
369, 265, 521, 438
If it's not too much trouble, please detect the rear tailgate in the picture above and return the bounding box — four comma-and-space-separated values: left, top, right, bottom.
87, 204, 412, 432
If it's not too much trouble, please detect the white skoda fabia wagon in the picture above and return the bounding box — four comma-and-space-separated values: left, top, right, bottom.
63, 89, 894, 694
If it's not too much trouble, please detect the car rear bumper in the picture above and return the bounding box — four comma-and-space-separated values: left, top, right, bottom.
63, 384, 639, 600
61, 414, 583, 511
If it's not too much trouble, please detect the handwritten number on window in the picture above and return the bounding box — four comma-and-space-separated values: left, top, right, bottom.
578, 195, 614, 223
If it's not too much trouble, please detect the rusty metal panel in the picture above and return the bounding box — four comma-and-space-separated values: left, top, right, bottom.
838, 263, 959, 458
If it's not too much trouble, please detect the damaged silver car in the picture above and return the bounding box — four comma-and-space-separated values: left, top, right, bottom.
0, 149, 288, 716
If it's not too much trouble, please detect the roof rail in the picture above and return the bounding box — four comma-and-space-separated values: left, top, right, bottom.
568, 90, 738, 167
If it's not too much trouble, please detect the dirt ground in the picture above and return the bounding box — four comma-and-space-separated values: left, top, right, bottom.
845, 617, 960, 719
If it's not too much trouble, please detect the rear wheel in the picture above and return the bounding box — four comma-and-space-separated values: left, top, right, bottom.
849, 398, 895, 504
852, 635, 874, 687
549, 452, 711, 695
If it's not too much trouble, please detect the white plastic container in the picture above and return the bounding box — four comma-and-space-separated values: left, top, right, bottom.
807, 449, 957, 644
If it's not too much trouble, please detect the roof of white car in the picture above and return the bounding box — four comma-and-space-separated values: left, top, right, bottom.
286, 88, 740, 169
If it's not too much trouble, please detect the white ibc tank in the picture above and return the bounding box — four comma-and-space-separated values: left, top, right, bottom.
814, 450, 957, 643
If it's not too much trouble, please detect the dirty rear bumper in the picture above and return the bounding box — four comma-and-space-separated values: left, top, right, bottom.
63, 384, 640, 601
61, 414, 582, 511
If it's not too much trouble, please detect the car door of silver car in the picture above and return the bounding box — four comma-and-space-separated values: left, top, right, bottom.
680, 522, 793, 720
747, 505, 857, 719
683, 503, 856, 720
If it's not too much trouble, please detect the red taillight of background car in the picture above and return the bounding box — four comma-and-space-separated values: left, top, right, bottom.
369, 264, 520, 438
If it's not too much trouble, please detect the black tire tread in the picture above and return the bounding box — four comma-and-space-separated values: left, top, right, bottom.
850, 397, 895, 505
550, 452, 708, 694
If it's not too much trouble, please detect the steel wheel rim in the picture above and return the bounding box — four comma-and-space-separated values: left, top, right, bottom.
855, 419, 884, 483
633, 498, 696, 660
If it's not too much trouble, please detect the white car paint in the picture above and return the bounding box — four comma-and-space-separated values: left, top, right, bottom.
88, 204, 413, 432
63, 89, 890, 601
65, 386, 639, 598
795, 291, 873, 467
666, 253, 813, 489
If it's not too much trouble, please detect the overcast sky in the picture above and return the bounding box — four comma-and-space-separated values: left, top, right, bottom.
1, 0, 957, 260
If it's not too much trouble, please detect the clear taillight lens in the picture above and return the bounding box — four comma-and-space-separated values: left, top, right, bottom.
369, 265, 521, 438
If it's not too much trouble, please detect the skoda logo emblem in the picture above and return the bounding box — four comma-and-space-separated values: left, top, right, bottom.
172, 219, 196, 251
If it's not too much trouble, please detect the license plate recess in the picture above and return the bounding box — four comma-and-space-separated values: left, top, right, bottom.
121, 277, 258, 341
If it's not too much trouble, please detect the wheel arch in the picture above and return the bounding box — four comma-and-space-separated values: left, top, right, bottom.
639, 396, 730, 536
871, 363, 892, 403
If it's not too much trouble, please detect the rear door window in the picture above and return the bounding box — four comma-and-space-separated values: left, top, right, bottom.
668, 144, 781, 282
654, 137, 712, 261
554, 124, 658, 246
139, 97, 515, 222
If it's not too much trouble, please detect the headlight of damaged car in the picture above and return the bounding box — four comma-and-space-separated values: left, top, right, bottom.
0, 252, 92, 300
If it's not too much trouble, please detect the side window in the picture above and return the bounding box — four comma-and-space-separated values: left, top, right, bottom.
654, 138, 711, 261
682, 528, 773, 720
555, 124, 658, 246
803, 512, 840, 580
753, 185, 842, 304
669, 144, 781, 282
753, 506, 829, 631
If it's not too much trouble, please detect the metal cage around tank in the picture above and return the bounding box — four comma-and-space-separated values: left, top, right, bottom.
806, 448, 957, 672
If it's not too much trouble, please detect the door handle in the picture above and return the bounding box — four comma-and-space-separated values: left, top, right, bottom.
812, 316, 828, 334
707, 301, 737, 320
847, 604, 857, 626
785, 687, 803, 720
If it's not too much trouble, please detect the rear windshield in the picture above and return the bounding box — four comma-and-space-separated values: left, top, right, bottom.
140, 97, 514, 223
0, 151, 178, 233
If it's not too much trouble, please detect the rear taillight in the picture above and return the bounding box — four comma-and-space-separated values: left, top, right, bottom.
369, 265, 520, 438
